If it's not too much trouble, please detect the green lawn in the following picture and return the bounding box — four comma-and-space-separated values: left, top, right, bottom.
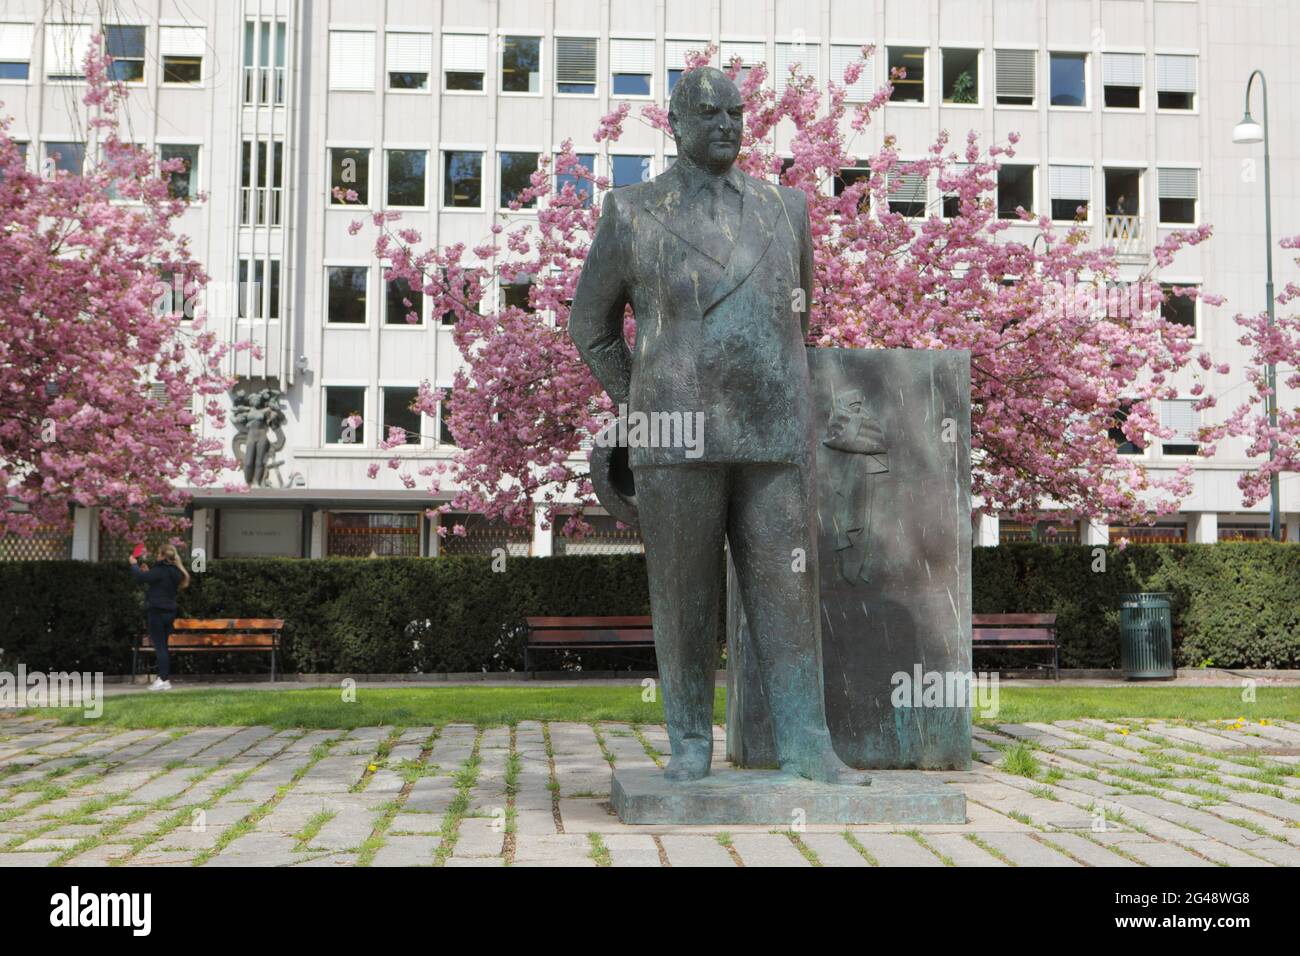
21, 684, 1300, 731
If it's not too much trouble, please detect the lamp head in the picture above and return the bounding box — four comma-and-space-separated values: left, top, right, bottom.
1233, 112, 1264, 145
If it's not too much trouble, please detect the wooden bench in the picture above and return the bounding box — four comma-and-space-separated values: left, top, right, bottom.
524, 616, 654, 672
973, 613, 1059, 680
133, 619, 284, 681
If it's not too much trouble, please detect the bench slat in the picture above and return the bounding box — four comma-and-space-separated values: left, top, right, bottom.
972, 629, 1055, 643
173, 619, 284, 630
972, 614, 1057, 626
138, 634, 278, 648
529, 630, 654, 645
526, 616, 651, 629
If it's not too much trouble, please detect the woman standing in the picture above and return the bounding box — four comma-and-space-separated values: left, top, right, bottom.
129, 545, 190, 691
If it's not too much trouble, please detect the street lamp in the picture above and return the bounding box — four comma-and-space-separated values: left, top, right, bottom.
1232, 70, 1282, 541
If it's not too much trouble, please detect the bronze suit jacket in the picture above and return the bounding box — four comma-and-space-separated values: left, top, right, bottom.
569, 162, 815, 468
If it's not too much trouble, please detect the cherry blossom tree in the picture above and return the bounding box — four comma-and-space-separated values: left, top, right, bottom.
0, 42, 236, 543
357, 46, 1227, 535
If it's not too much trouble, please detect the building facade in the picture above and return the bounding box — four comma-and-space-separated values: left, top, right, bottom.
1, 0, 1297, 560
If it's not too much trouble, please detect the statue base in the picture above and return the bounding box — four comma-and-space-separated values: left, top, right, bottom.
610, 767, 966, 825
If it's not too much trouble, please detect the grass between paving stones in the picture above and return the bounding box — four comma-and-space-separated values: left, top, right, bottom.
785, 831, 821, 866
431, 736, 483, 866
965, 833, 1014, 865
30, 686, 1300, 730
632, 725, 665, 767
842, 830, 880, 866
998, 742, 1042, 779
587, 832, 611, 866
906, 831, 953, 866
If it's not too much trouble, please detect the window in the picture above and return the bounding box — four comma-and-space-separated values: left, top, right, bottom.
387, 149, 427, 207
1156, 54, 1196, 110
500, 275, 534, 313
324, 387, 366, 445
386, 32, 431, 90
834, 164, 870, 199
1160, 284, 1198, 336
610, 38, 653, 96
887, 47, 925, 103
555, 36, 596, 94
244, 19, 286, 104
1158, 168, 1198, 224
0, 23, 34, 80
774, 42, 819, 96
327, 267, 368, 325
1109, 402, 1144, 455
1049, 165, 1090, 222
1103, 53, 1142, 108
612, 154, 650, 189
443, 33, 487, 91
443, 150, 483, 208
1050, 53, 1087, 107
327, 512, 420, 557
941, 163, 973, 219
330, 147, 370, 205
241, 140, 284, 224
238, 258, 281, 319
887, 169, 926, 217
666, 39, 703, 93
995, 49, 1035, 106
384, 270, 423, 326
160, 144, 200, 200
720, 41, 763, 85
329, 30, 376, 91
1159, 399, 1200, 456
501, 35, 540, 93
556, 153, 595, 208
831, 44, 872, 101
500, 151, 540, 209
382, 388, 422, 445
105, 26, 146, 82
156, 264, 200, 321
437, 390, 456, 445
160, 26, 205, 84
998, 164, 1035, 219
941, 48, 979, 104
45, 23, 92, 81
44, 141, 85, 176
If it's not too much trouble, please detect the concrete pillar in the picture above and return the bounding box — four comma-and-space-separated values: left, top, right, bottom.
70, 507, 94, 561
1080, 519, 1110, 546
973, 512, 999, 547
190, 508, 209, 562
310, 510, 325, 558
1286, 513, 1299, 544
532, 506, 554, 557
1187, 512, 1218, 543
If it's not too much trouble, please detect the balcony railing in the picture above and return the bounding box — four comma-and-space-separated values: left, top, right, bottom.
240, 186, 283, 227
243, 65, 286, 106
1104, 214, 1144, 255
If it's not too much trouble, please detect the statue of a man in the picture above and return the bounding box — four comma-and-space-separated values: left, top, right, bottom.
569, 67, 868, 786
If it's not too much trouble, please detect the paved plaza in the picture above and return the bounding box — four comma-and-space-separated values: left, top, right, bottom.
2, 712, 1299, 867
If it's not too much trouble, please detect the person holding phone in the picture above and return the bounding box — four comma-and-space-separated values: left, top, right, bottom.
129, 544, 191, 691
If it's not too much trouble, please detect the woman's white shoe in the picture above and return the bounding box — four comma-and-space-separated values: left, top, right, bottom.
148, 678, 171, 691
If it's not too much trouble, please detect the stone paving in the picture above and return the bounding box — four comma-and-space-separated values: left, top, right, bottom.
2, 712, 1299, 867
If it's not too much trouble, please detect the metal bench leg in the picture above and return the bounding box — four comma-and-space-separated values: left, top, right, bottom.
132, 646, 138, 681
271, 648, 278, 683
524, 647, 531, 674
1053, 644, 1060, 682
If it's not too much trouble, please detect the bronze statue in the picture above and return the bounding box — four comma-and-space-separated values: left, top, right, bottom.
570, 67, 868, 786
232, 386, 287, 488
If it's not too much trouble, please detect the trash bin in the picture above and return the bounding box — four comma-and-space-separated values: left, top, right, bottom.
1120, 593, 1175, 680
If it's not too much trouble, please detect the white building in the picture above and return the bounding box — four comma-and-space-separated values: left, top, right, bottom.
1, 0, 1297, 561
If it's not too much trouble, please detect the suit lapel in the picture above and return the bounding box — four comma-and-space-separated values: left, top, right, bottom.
640, 170, 729, 268
700, 176, 779, 315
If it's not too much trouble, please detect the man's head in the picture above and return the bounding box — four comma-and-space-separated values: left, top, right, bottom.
668, 67, 743, 173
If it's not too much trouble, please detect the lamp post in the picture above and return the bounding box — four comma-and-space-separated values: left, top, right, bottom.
1232, 70, 1282, 542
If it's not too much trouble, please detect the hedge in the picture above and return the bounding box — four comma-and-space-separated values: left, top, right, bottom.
0, 544, 1296, 674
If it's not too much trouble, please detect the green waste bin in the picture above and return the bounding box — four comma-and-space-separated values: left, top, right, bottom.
1120, 593, 1175, 680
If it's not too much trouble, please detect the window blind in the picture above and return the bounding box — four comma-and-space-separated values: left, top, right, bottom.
1102, 52, 1143, 87
774, 41, 819, 94
442, 33, 488, 72
1158, 168, 1198, 199
0, 22, 35, 60
665, 38, 706, 70
386, 32, 431, 73
555, 36, 596, 85
888, 169, 927, 203
329, 30, 376, 90
720, 40, 765, 68
995, 49, 1036, 98
45, 23, 92, 77
1159, 399, 1199, 442
1049, 165, 1091, 201
610, 38, 653, 74
830, 44, 871, 100
1156, 54, 1196, 93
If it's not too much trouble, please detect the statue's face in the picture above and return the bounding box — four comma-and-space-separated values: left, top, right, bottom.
670, 70, 744, 173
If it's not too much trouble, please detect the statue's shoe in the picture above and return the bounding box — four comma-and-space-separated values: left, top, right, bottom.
664, 737, 712, 782
781, 749, 871, 787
